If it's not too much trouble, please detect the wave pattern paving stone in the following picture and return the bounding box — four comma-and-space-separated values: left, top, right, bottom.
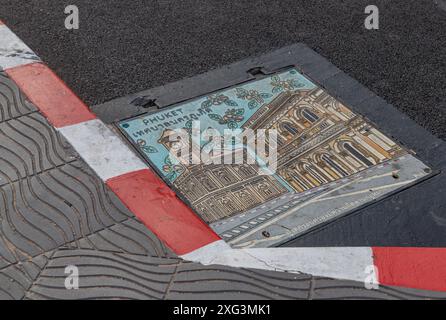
25, 249, 180, 300
0, 253, 48, 300
0, 72, 36, 122
311, 277, 446, 300
3, 246, 446, 300
167, 262, 313, 300
66, 218, 175, 258
0, 70, 178, 292
0, 160, 137, 268
0, 112, 76, 184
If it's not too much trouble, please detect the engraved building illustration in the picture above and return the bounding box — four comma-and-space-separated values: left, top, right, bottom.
157, 87, 405, 223
243, 88, 405, 192
158, 131, 288, 223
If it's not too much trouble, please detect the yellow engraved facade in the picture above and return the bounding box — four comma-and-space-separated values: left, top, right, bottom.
244, 88, 405, 192
159, 87, 405, 222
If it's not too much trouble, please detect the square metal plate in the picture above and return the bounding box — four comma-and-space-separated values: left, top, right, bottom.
117, 68, 432, 248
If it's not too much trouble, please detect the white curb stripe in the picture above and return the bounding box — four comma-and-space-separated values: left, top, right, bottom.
58, 119, 148, 181
180, 240, 232, 263
182, 244, 377, 284
0, 25, 40, 70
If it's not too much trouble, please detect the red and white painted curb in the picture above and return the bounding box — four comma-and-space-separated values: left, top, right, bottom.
185, 244, 446, 292
1, 20, 446, 293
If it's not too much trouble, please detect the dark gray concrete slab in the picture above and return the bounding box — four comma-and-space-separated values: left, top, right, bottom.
0, 160, 139, 267
66, 218, 175, 258
167, 262, 312, 300
0, 70, 75, 186
312, 277, 446, 300
166, 263, 446, 300
2, 244, 446, 300
0, 71, 176, 277
0, 112, 76, 184
0, 72, 36, 122
0, 253, 48, 300
26, 249, 179, 300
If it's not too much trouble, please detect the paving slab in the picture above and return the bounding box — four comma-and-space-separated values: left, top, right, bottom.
167, 262, 312, 300
0, 253, 48, 300
166, 262, 446, 300
0, 65, 177, 269
2, 245, 446, 300
25, 248, 179, 300
0, 71, 36, 121
68, 218, 175, 258
312, 277, 446, 300
0, 160, 142, 268
0, 112, 76, 185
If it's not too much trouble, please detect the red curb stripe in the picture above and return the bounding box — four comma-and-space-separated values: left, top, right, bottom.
6, 63, 96, 128
373, 247, 446, 292
107, 169, 221, 255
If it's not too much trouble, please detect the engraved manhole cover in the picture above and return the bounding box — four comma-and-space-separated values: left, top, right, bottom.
118, 68, 432, 248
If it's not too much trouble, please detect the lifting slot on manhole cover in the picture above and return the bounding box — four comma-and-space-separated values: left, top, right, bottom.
131, 96, 159, 109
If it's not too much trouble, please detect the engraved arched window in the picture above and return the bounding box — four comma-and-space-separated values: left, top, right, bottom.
221, 198, 237, 212
343, 142, 373, 166
303, 163, 327, 184
258, 183, 273, 196
239, 165, 254, 177
215, 169, 234, 184
222, 173, 232, 183
280, 121, 299, 135
237, 191, 257, 206
302, 108, 319, 123
200, 176, 217, 191
322, 154, 348, 177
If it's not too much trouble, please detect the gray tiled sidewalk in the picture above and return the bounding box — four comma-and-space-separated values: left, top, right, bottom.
0, 71, 445, 300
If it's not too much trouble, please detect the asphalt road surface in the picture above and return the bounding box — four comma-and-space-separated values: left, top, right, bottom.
1, 0, 445, 139
1, 0, 446, 248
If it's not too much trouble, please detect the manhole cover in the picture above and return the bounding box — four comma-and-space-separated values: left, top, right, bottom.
118, 68, 432, 248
